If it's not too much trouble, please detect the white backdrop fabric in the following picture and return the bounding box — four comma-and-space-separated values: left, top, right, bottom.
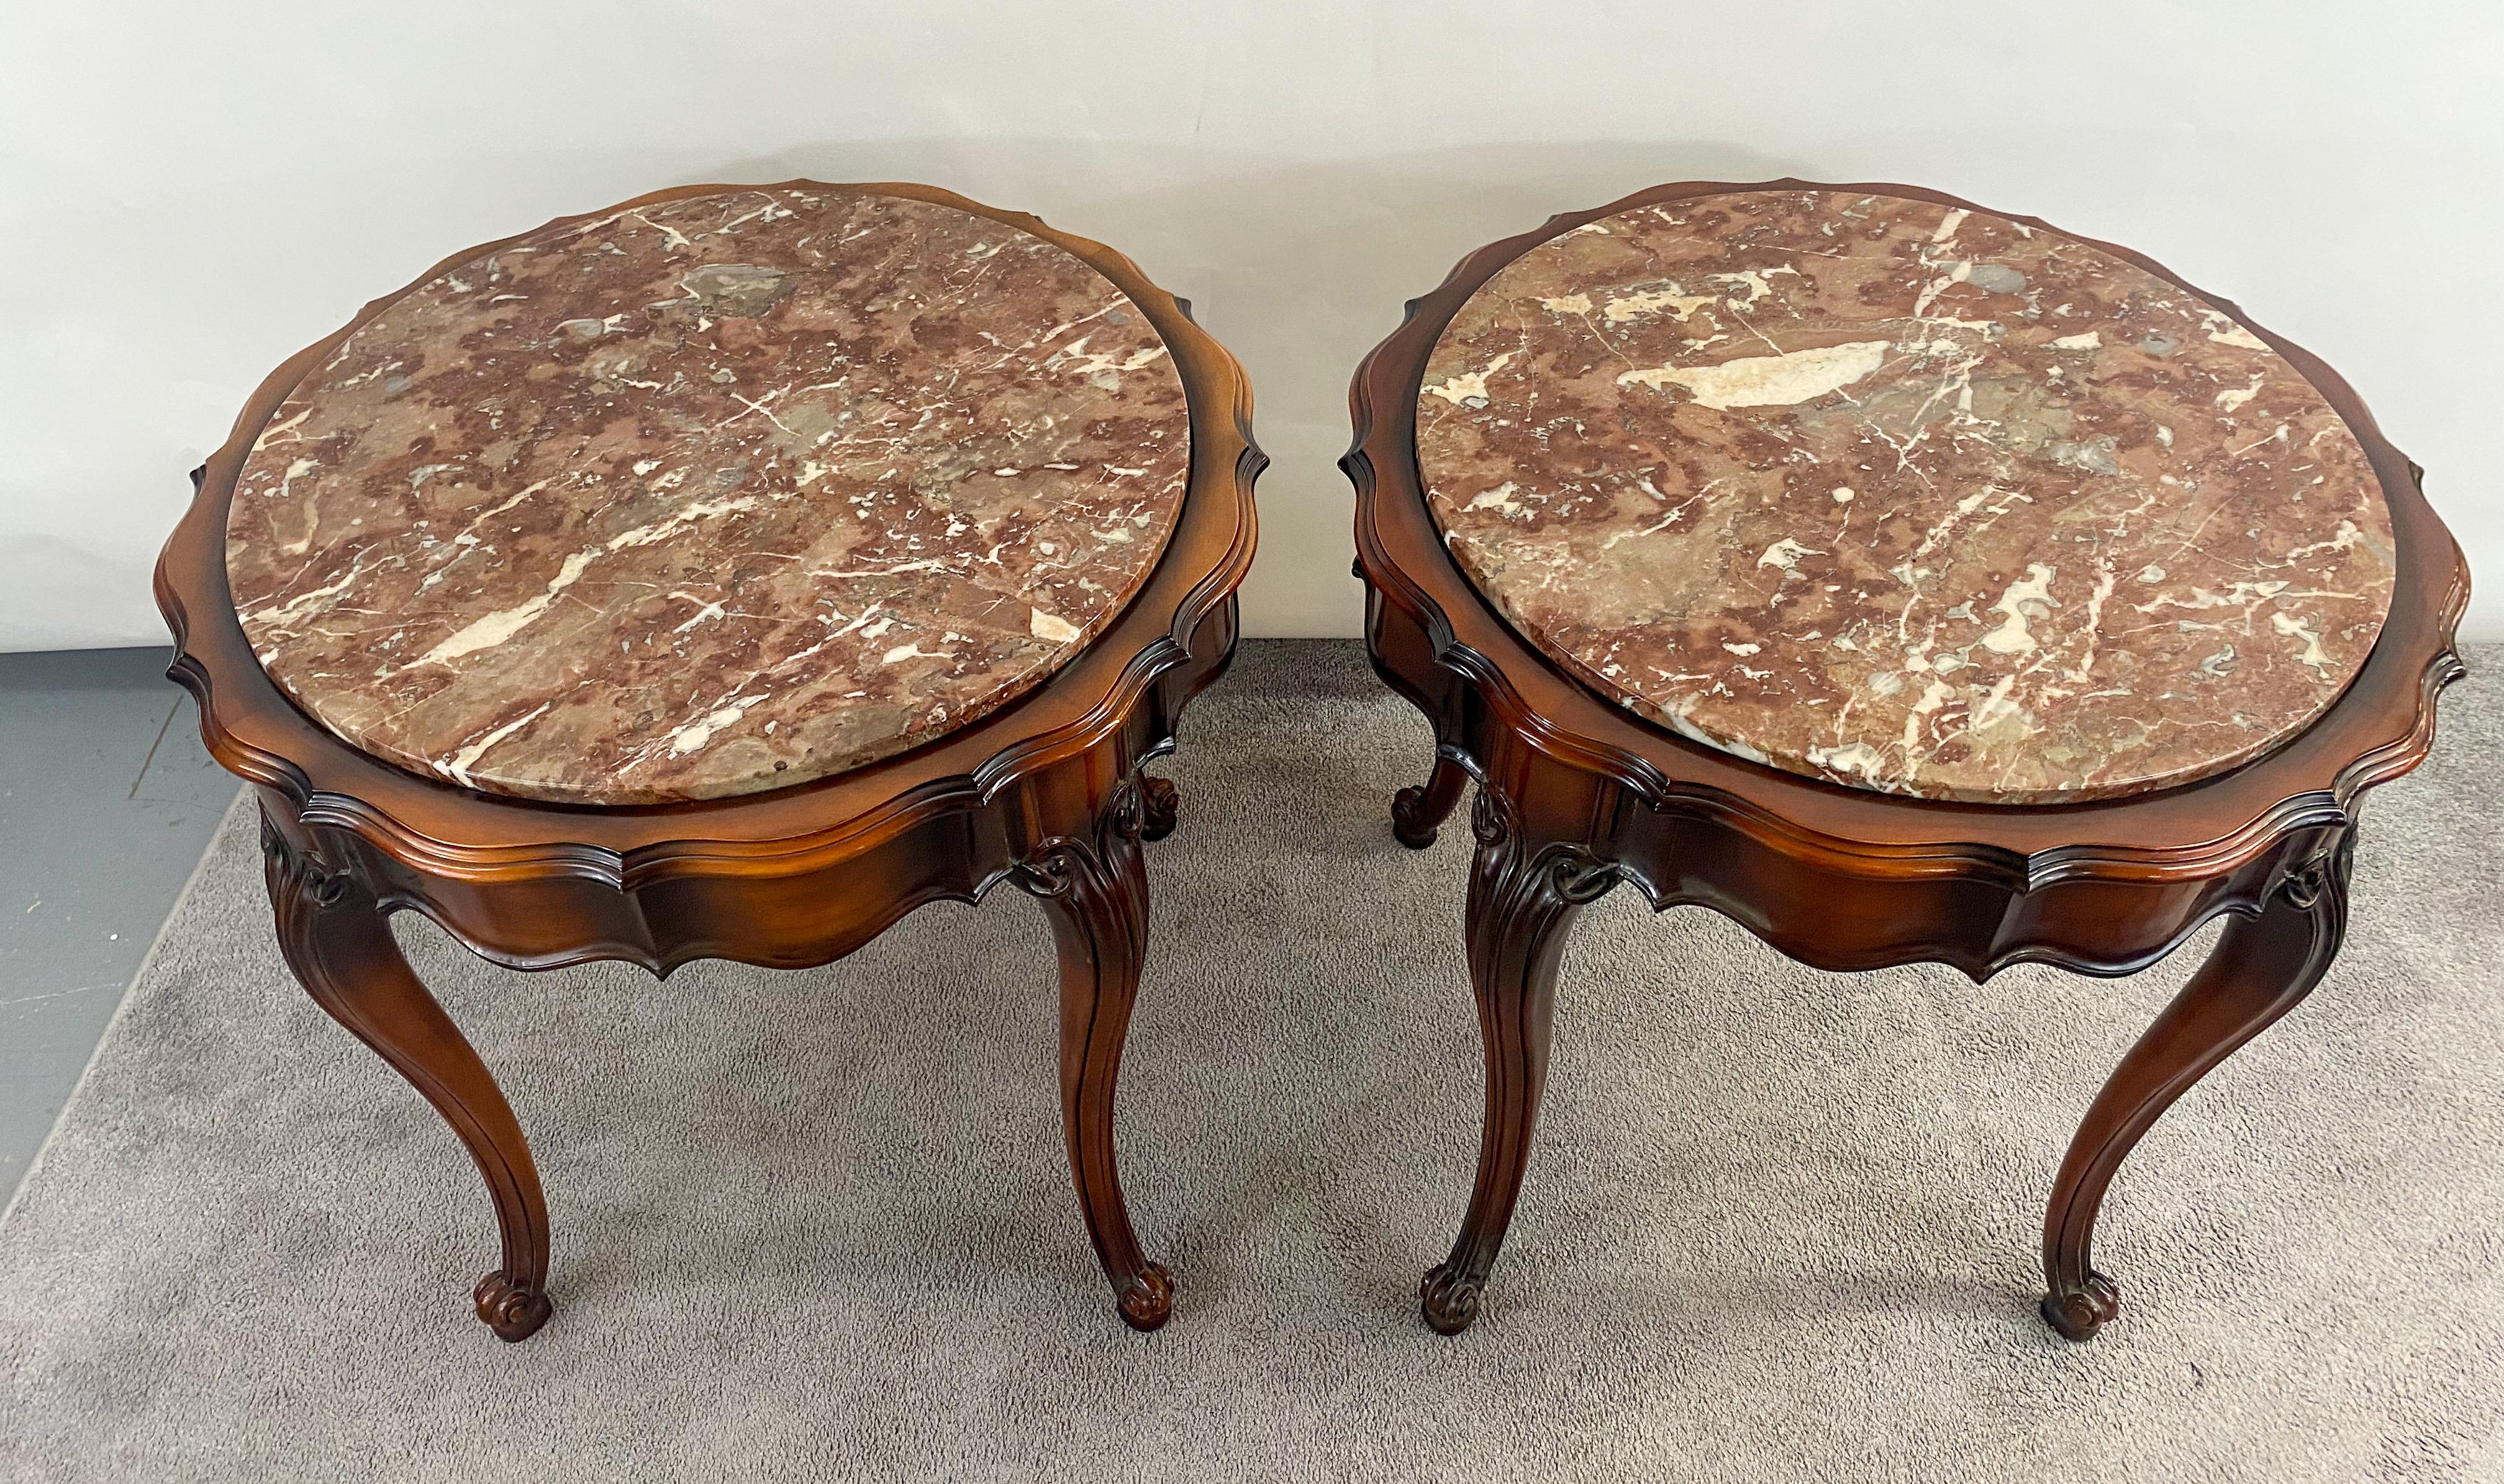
2, 0, 2495, 650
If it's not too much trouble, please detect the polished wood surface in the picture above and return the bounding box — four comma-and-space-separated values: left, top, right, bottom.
1347, 178, 2468, 1339
160, 180, 1263, 1339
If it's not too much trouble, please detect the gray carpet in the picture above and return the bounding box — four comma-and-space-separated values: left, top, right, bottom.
4, 640, 2500, 1482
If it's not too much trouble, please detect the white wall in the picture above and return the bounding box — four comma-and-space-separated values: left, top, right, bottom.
4, 0, 2496, 651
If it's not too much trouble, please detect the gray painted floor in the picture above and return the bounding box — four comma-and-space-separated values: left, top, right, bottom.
0, 648, 237, 1201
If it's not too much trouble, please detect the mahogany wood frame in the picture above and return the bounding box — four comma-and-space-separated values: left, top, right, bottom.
1344, 178, 2469, 1340
158, 180, 1263, 1341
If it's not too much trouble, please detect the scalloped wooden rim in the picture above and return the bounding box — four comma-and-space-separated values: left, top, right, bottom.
159, 179, 1264, 886
1347, 176, 2467, 889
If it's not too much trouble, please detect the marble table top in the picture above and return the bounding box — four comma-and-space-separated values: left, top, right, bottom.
1416, 189, 2395, 803
227, 186, 1190, 804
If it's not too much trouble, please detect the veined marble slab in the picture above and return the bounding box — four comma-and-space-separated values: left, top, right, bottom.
227, 188, 1189, 804
1417, 189, 2395, 803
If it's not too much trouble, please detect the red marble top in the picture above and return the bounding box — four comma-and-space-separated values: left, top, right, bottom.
226, 187, 1189, 804
1417, 189, 2395, 803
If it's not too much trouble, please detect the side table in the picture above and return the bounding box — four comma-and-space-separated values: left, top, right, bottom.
1345, 180, 2466, 1338
158, 181, 1261, 1338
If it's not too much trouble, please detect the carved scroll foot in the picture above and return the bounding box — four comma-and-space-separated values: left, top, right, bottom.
1424, 787, 1614, 1333
2041, 833, 2351, 1341
1138, 774, 1179, 842
261, 805, 553, 1343
2039, 1269, 2122, 1342
1020, 781, 1174, 1333
474, 1270, 555, 1342
1117, 1263, 1176, 1332
1392, 754, 1467, 849
1420, 1260, 1485, 1336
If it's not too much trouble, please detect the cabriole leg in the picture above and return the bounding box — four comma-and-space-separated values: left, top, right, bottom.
2041, 834, 2352, 1341
1138, 772, 1179, 843
1393, 753, 1469, 849
1020, 783, 1174, 1331
260, 806, 553, 1342
1423, 788, 1616, 1334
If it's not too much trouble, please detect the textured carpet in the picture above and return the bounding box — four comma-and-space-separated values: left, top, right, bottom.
3, 641, 2500, 1482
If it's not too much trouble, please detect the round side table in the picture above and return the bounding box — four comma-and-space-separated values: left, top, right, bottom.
1345, 180, 2466, 1339
158, 181, 1261, 1339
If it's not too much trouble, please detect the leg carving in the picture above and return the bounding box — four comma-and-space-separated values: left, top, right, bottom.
2041, 833, 2353, 1341
260, 808, 553, 1342
1424, 786, 1616, 1334
1138, 772, 1179, 843
1017, 781, 1173, 1332
1392, 753, 1468, 850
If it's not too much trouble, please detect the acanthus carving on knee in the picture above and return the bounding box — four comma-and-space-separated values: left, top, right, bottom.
1012, 777, 1150, 907
259, 808, 355, 912
1467, 782, 1620, 921
2277, 828, 2354, 915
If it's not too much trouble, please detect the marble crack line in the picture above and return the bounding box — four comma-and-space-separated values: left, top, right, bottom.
2064, 557, 2120, 684
1724, 305, 1790, 360
650, 694, 768, 764
1535, 296, 1641, 374
1600, 487, 1710, 550
404, 548, 600, 669
560, 209, 636, 241
696, 193, 792, 242
1025, 299, 1125, 358
605, 497, 760, 554
812, 559, 967, 580
1045, 334, 1169, 384
442, 477, 558, 550
760, 636, 834, 679
2275, 522, 2367, 565
2228, 424, 2292, 458
611, 678, 774, 774
1833, 378, 1940, 491
1891, 351, 1986, 466
439, 702, 555, 789
250, 405, 313, 451
710, 386, 798, 436
242, 551, 383, 633
668, 592, 728, 632
625, 210, 693, 250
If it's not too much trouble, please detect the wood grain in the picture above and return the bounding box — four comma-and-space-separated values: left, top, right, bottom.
1350, 177, 2467, 1339
160, 180, 1263, 1339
